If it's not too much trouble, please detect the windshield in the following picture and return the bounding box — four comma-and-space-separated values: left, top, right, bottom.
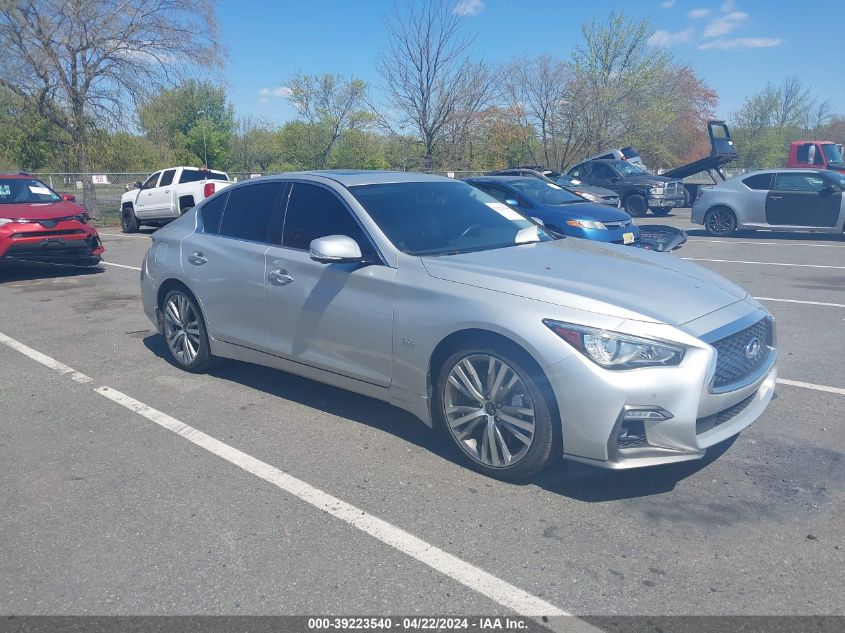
506, 178, 586, 205
821, 144, 844, 164
611, 160, 645, 176
0, 178, 62, 204
349, 181, 554, 256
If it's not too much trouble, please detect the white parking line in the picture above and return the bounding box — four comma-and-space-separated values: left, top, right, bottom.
688, 238, 845, 249
777, 379, 845, 396
102, 261, 142, 271
99, 232, 150, 239
756, 297, 845, 308
683, 258, 845, 270
0, 330, 586, 624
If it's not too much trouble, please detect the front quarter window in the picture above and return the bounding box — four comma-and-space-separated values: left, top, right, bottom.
349, 181, 553, 256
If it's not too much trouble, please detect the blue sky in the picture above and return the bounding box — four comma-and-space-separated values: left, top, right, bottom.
218, 0, 845, 125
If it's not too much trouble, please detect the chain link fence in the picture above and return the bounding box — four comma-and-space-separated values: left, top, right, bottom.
32, 167, 755, 225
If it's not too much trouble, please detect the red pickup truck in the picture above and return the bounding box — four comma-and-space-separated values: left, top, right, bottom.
787, 140, 845, 173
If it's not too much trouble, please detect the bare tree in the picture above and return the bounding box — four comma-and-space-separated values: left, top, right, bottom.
285, 72, 372, 169
774, 76, 812, 130
377, 0, 493, 171
0, 0, 223, 176
802, 99, 832, 135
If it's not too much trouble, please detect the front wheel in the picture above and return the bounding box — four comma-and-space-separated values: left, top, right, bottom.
121, 205, 139, 233
704, 206, 737, 237
161, 289, 214, 372
434, 346, 558, 480
624, 194, 648, 217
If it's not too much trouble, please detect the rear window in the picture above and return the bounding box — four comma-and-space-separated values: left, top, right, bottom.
742, 173, 772, 190
621, 146, 640, 159
179, 169, 229, 184
200, 192, 228, 234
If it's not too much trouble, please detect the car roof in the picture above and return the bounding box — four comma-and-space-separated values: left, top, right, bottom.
465, 176, 529, 183
0, 172, 37, 180
262, 170, 457, 187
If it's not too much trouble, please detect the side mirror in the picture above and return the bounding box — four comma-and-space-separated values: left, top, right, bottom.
820, 184, 838, 195
61, 193, 76, 202
309, 235, 363, 264
133, 181, 142, 189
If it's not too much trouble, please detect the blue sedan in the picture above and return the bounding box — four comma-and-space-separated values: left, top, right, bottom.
465, 176, 640, 244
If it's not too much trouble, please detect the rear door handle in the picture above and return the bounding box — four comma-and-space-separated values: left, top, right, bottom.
268, 269, 294, 286
187, 252, 207, 266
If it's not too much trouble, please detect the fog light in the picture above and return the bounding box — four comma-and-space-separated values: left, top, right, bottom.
617, 420, 647, 447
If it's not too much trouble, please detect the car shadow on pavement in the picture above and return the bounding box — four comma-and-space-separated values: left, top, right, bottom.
143, 333, 736, 502
0, 261, 104, 283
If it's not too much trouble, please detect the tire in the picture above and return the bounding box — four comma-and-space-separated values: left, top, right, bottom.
433, 344, 558, 481
682, 187, 692, 208
651, 208, 672, 217
624, 193, 648, 217
121, 205, 139, 233
704, 206, 737, 237
160, 288, 214, 373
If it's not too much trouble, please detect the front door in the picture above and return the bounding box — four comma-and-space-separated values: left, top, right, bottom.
181, 182, 285, 348
265, 182, 395, 387
134, 171, 161, 219
766, 172, 840, 227
146, 168, 176, 217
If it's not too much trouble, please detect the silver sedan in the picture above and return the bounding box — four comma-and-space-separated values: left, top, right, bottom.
692, 168, 845, 237
141, 171, 777, 480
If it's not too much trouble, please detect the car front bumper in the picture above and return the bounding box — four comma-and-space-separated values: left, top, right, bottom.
0, 220, 104, 263
566, 226, 641, 244
545, 308, 777, 469
647, 193, 685, 209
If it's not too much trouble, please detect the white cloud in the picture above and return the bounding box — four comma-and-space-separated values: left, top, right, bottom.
699, 37, 783, 50
720, 0, 736, 11
688, 8, 711, 18
660, 0, 676, 7
453, 0, 485, 16
258, 86, 292, 98
703, 11, 748, 37
648, 28, 694, 46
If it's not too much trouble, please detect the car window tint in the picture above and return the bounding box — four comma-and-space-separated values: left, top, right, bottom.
142, 172, 160, 190
773, 173, 825, 193
568, 166, 583, 178
218, 182, 282, 242
282, 183, 375, 258
159, 169, 176, 187
200, 192, 228, 235
742, 173, 772, 190
592, 164, 615, 179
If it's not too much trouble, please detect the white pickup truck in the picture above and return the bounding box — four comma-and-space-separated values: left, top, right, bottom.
120, 166, 232, 233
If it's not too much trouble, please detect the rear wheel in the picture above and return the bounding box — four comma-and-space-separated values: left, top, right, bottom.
161, 288, 214, 372
121, 205, 139, 233
704, 206, 737, 237
434, 345, 558, 481
624, 194, 648, 217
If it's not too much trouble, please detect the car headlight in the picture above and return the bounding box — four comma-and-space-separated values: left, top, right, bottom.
575, 191, 599, 202
0, 218, 30, 226
649, 185, 665, 195
566, 219, 607, 230
544, 320, 684, 369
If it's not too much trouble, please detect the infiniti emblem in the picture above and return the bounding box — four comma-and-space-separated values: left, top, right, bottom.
745, 337, 762, 360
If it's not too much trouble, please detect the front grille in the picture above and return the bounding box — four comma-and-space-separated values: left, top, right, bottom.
10, 229, 86, 238
712, 317, 773, 388
604, 219, 632, 230
696, 391, 757, 435
665, 182, 683, 196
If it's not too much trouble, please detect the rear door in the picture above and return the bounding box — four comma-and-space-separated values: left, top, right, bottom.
264, 181, 395, 387
181, 182, 287, 348
766, 172, 839, 227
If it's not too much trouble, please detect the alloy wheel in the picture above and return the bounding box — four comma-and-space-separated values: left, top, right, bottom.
443, 354, 536, 468
705, 208, 735, 235
163, 293, 201, 365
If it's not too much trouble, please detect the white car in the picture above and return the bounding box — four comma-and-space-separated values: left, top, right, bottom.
120, 166, 232, 233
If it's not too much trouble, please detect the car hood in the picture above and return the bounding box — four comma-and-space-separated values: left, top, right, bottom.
540, 202, 631, 223
421, 238, 747, 325
0, 200, 85, 220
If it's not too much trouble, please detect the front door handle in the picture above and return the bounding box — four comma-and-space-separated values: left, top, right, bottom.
187, 252, 207, 266
268, 269, 294, 286
770, 195, 782, 200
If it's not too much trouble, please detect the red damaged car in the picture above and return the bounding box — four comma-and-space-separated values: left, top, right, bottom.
0, 173, 104, 266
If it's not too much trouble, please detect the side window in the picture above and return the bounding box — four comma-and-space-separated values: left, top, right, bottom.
218, 182, 283, 242
592, 164, 615, 180
159, 169, 176, 187
794, 143, 823, 165
200, 192, 228, 235
773, 173, 826, 193
599, 152, 615, 160
282, 183, 375, 258
568, 166, 583, 178
141, 172, 161, 190
742, 173, 773, 190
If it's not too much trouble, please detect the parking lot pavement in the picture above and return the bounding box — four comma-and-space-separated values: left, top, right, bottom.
1, 225, 844, 618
